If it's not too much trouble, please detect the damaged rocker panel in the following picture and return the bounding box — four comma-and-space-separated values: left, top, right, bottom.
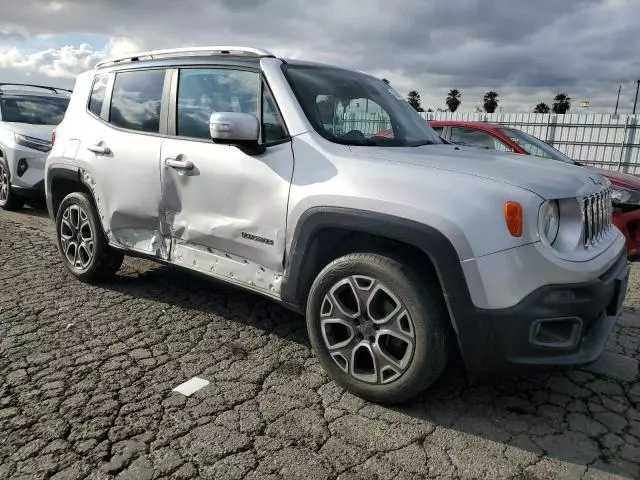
172, 241, 283, 297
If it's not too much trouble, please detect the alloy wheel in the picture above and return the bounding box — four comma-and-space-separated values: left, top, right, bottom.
0, 163, 8, 204
320, 275, 416, 384
60, 204, 95, 271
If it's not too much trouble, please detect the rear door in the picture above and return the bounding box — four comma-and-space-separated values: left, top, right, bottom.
159, 66, 293, 284
74, 69, 169, 256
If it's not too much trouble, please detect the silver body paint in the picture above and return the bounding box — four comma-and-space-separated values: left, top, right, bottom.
46, 55, 625, 310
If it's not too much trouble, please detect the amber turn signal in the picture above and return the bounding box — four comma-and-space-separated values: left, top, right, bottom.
504, 201, 523, 237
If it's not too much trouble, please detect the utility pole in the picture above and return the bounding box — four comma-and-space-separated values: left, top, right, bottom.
615, 84, 621, 115
634, 79, 640, 115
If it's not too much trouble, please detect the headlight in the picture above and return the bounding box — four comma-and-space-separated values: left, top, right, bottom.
611, 185, 640, 206
540, 200, 560, 245
14, 134, 52, 153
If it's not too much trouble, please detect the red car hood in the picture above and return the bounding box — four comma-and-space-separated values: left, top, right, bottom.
584, 165, 640, 190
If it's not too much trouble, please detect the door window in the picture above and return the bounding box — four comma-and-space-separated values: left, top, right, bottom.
109, 69, 165, 133
177, 68, 259, 140
450, 127, 512, 152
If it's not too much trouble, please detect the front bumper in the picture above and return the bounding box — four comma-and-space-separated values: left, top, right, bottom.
613, 208, 640, 258
13, 181, 45, 200
4, 144, 48, 190
458, 248, 629, 374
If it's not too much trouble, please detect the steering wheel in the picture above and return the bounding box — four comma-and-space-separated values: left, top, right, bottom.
341, 130, 366, 141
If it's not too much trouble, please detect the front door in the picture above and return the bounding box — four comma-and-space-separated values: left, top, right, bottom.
160, 67, 293, 293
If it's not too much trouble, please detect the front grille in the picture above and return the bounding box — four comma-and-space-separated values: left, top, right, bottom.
583, 188, 612, 247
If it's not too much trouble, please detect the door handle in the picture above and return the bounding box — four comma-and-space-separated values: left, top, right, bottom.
165, 157, 194, 170
86, 143, 111, 154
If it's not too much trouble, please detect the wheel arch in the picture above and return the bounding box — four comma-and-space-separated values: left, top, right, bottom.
46, 165, 95, 222
281, 208, 478, 346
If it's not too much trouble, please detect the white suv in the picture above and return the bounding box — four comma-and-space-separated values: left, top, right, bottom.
0, 84, 70, 210
45, 47, 629, 403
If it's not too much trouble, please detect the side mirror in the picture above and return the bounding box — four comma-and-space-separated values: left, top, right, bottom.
210, 112, 259, 142
209, 112, 264, 155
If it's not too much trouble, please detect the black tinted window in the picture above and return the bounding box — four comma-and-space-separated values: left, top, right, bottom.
450, 127, 512, 152
0, 95, 69, 125
109, 70, 164, 133
283, 64, 442, 147
262, 84, 287, 143
88, 75, 107, 116
177, 68, 259, 139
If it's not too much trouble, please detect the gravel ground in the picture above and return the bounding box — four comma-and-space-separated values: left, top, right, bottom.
1, 207, 640, 480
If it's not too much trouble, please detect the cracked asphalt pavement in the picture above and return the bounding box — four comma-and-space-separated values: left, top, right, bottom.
2, 207, 640, 480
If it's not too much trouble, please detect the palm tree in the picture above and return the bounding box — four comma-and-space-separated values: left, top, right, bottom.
406, 90, 422, 111
533, 102, 551, 114
552, 94, 571, 114
483, 91, 499, 113
446, 89, 461, 112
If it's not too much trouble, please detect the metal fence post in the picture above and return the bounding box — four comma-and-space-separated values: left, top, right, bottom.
544, 114, 551, 142
617, 115, 629, 172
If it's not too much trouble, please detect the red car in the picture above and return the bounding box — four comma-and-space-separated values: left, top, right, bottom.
427, 121, 640, 257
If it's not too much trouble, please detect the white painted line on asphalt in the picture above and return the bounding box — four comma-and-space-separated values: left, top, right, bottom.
172, 377, 210, 396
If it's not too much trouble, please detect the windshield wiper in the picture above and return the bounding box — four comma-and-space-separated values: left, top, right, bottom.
332, 138, 379, 147
411, 140, 437, 147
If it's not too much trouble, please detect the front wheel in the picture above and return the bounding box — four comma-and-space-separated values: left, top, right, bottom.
0, 157, 24, 211
306, 253, 449, 404
55, 192, 123, 282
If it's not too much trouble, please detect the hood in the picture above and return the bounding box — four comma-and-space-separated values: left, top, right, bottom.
583, 165, 640, 190
349, 144, 608, 199
2, 122, 55, 142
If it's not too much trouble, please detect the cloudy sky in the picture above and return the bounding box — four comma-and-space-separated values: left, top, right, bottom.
1, 0, 639, 113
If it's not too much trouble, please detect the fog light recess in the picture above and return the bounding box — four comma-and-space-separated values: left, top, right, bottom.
17, 158, 28, 177
529, 317, 583, 350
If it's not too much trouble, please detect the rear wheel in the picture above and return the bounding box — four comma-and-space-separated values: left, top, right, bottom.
0, 157, 24, 211
55, 192, 123, 282
306, 253, 449, 404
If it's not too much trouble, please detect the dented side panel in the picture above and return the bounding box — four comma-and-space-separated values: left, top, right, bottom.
73, 118, 166, 257
160, 139, 294, 275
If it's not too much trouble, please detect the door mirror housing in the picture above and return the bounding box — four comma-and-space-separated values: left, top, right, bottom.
210, 112, 259, 142
209, 112, 264, 154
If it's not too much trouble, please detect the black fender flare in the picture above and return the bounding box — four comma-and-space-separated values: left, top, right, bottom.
45, 165, 88, 221
280, 207, 486, 358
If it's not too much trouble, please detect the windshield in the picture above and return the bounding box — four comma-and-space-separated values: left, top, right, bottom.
282, 64, 443, 147
500, 128, 574, 163
0, 95, 69, 125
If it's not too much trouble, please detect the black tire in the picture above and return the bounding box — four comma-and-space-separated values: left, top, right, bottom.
306, 253, 449, 404
55, 192, 123, 282
0, 157, 24, 211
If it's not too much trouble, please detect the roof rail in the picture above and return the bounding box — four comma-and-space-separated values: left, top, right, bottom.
0, 83, 72, 94
95, 46, 275, 68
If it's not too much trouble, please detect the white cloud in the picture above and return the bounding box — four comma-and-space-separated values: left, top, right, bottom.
0, 37, 142, 82
0, 0, 638, 112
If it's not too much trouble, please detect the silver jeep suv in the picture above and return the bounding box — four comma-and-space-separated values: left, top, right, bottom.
45, 46, 629, 403
0, 84, 70, 210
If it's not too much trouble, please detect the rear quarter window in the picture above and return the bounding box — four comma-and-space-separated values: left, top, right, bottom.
88, 74, 108, 116
109, 69, 165, 133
